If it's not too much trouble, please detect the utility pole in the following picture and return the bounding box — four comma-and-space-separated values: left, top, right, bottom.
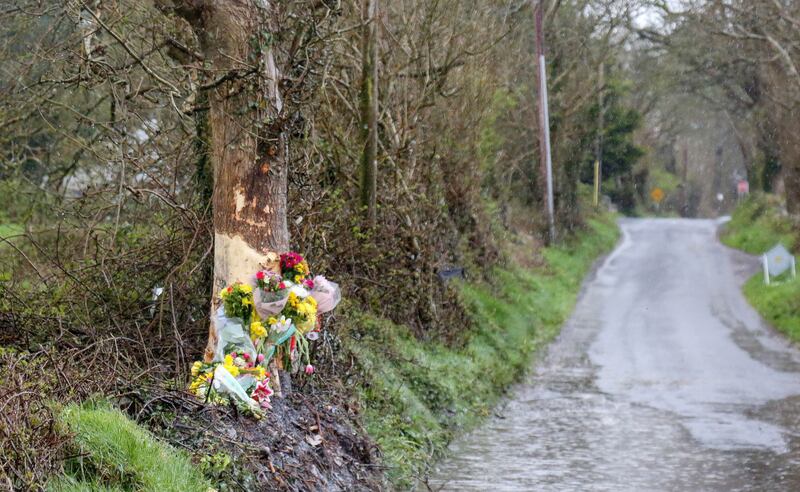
533, 0, 556, 244
594, 62, 604, 208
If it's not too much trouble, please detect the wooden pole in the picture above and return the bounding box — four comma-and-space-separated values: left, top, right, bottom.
533, 0, 556, 244
359, 0, 379, 227
594, 61, 604, 208
593, 159, 600, 208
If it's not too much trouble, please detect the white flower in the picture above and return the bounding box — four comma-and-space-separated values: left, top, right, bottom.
306, 331, 319, 341
270, 315, 293, 333
284, 280, 310, 298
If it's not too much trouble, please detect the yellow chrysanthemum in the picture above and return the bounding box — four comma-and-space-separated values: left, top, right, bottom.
242, 297, 253, 307
219, 288, 229, 298
239, 284, 253, 294
268, 317, 277, 325
223, 355, 240, 377
250, 321, 267, 340
189, 372, 211, 393
191, 361, 202, 377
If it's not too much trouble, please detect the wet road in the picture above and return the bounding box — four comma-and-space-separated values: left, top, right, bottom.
432, 218, 800, 491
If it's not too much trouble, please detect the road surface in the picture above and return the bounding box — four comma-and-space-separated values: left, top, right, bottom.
432, 218, 800, 491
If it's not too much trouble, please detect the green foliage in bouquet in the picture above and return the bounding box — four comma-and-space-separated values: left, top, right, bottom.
219, 283, 254, 324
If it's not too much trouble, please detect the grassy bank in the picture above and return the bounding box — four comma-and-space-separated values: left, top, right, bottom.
742, 275, 800, 342
721, 194, 796, 254
52, 403, 211, 491
36, 213, 618, 490
342, 213, 619, 486
722, 194, 800, 343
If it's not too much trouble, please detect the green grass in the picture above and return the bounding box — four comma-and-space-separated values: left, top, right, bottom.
49, 476, 125, 492
343, 214, 619, 486
723, 193, 800, 343
0, 223, 22, 238
743, 274, 800, 342
721, 194, 796, 254
51, 402, 211, 492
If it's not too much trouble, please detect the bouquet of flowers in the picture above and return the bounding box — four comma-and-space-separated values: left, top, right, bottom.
188, 251, 341, 414
254, 270, 290, 318
219, 282, 254, 326
189, 350, 274, 413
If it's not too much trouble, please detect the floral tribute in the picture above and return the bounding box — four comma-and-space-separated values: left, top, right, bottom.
188, 252, 341, 415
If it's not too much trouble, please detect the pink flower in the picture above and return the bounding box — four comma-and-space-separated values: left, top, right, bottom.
251, 379, 274, 409
304, 364, 315, 375
231, 352, 238, 358
243, 352, 250, 360
280, 251, 304, 270
257, 354, 265, 363
256, 271, 265, 281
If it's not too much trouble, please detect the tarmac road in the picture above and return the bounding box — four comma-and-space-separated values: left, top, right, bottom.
432, 218, 800, 491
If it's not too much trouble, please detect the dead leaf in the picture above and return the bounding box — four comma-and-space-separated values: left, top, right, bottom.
305, 434, 323, 447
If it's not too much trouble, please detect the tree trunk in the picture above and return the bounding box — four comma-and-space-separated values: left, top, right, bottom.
159, 0, 290, 362
778, 120, 800, 214
359, 0, 379, 226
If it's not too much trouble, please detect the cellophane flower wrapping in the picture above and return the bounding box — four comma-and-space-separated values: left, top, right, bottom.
212, 307, 257, 362
254, 287, 289, 318
212, 365, 259, 412
309, 275, 341, 313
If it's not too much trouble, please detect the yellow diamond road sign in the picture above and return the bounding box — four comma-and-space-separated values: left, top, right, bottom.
650, 187, 664, 204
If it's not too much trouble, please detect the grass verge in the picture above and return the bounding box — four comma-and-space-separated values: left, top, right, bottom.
342, 213, 619, 486
722, 193, 800, 343
51, 402, 211, 492
743, 274, 800, 342
721, 194, 796, 254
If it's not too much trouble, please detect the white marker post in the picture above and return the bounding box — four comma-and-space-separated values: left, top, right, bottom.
763, 244, 796, 285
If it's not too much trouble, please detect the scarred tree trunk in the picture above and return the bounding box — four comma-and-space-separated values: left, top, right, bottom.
158, 1, 289, 366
